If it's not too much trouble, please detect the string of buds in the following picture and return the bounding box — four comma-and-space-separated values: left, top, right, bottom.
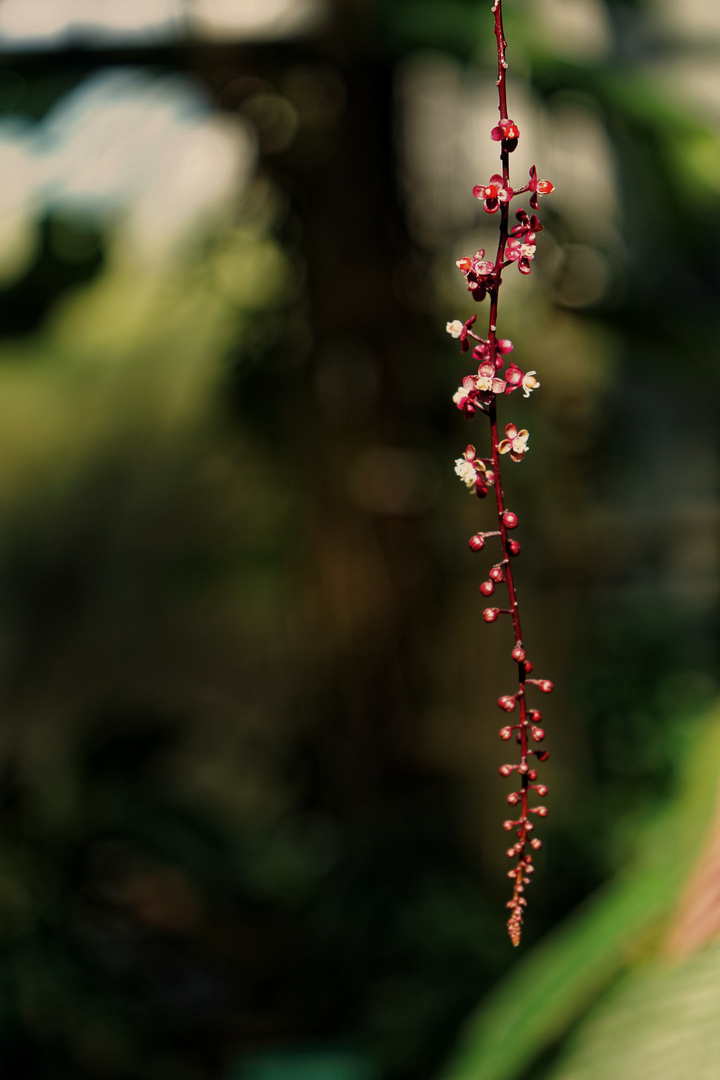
447, 0, 555, 946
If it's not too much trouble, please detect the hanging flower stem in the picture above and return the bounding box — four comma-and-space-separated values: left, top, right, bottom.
447, 0, 555, 946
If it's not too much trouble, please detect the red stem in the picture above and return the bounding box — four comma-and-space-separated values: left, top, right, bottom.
493, 0, 509, 121
487, 0, 537, 947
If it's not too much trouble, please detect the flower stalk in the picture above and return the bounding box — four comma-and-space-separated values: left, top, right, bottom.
448, 0, 554, 946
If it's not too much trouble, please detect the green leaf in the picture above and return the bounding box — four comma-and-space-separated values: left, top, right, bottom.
438, 709, 720, 1080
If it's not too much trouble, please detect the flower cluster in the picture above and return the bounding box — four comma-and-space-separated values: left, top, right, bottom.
455, 250, 496, 302
445, 0, 555, 947
505, 208, 543, 274
450, 360, 540, 418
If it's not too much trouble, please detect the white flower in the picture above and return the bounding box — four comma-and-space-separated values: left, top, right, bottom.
454, 458, 477, 489
521, 371, 540, 397
446, 320, 464, 338
498, 423, 530, 462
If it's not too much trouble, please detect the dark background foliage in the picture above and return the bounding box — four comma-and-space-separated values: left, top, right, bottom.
0, 1, 717, 1078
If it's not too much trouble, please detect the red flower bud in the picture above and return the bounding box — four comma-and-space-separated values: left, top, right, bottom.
499, 764, 513, 776
502, 510, 518, 529
538, 679, 554, 694
508, 540, 521, 556
535, 805, 548, 817
503, 820, 515, 831
499, 726, 513, 740
524, 661, 534, 673
530, 838, 542, 850
518, 763, 529, 774
498, 695, 516, 713
483, 607, 499, 623
511, 646, 526, 663
527, 769, 538, 780
535, 751, 549, 762
529, 709, 542, 722
489, 566, 504, 583
479, 581, 495, 597
468, 534, 485, 551
535, 784, 548, 797
531, 727, 545, 742
506, 792, 519, 805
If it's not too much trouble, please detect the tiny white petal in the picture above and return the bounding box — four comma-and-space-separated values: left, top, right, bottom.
446, 320, 464, 338
521, 371, 540, 398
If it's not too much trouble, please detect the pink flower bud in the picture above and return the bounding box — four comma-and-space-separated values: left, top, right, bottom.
506, 792, 519, 805
497, 338, 513, 354
538, 680, 553, 694
503, 820, 515, 831
518, 763, 529, 774
489, 566, 504, 583
508, 540, 521, 556
499, 764, 513, 776
535, 784, 548, 797
483, 607, 500, 623
499, 726, 513, 740
511, 646, 526, 663
529, 709, 542, 722
498, 695, 516, 713
468, 534, 485, 551
530, 838, 542, 850
465, 444, 476, 460
527, 769, 538, 780
535, 805, 548, 817
479, 581, 495, 597
506, 849, 516, 859
531, 727, 545, 742
503, 510, 518, 529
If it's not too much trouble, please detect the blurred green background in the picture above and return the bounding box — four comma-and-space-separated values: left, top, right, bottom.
0, 1, 717, 1078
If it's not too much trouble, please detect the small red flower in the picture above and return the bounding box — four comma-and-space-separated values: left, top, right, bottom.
490, 118, 520, 150
456, 249, 495, 301
473, 174, 513, 214
505, 235, 536, 275
527, 165, 554, 210
512, 208, 543, 236
504, 363, 524, 391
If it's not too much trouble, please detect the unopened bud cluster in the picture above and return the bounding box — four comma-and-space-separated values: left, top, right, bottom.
448, 0, 555, 947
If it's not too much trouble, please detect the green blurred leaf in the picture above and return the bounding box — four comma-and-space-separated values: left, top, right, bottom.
438, 709, 720, 1080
